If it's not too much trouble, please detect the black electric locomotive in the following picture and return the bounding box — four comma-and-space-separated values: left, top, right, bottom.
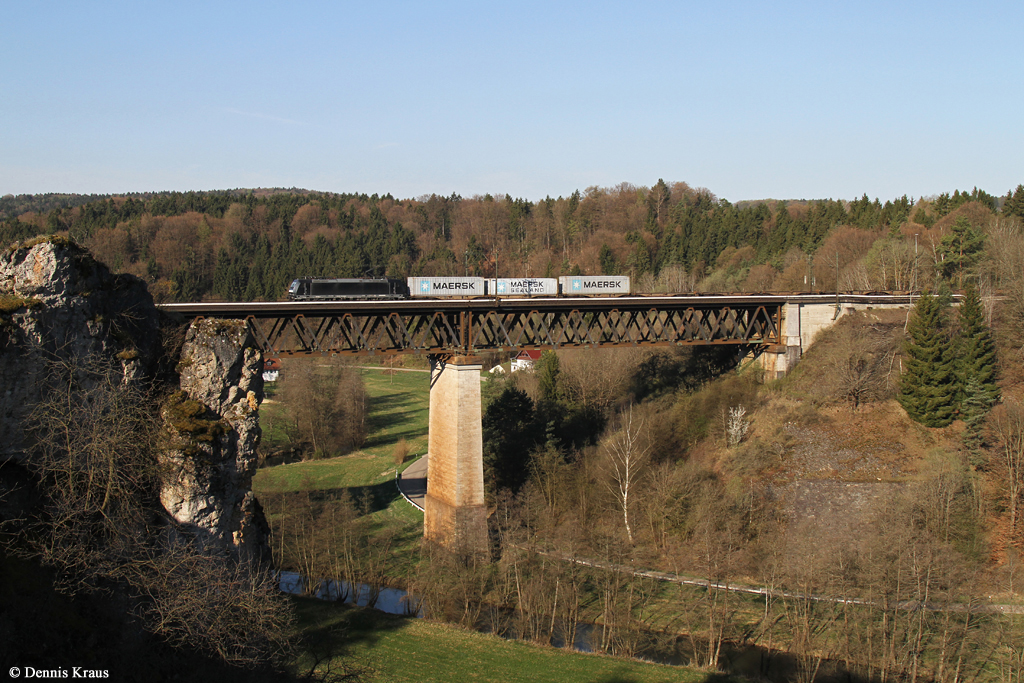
287, 277, 410, 301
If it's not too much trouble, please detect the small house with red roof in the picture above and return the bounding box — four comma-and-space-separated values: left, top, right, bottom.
511, 349, 543, 373
263, 357, 281, 382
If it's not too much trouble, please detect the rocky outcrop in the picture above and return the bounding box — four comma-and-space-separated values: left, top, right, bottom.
0, 237, 160, 461
160, 319, 268, 559
1, 237, 268, 560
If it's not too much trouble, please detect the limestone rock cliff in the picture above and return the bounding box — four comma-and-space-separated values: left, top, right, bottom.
160, 319, 268, 558
0, 238, 268, 559
0, 237, 160, 460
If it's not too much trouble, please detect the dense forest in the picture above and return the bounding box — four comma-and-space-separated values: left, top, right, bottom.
4, 182, 1023, 303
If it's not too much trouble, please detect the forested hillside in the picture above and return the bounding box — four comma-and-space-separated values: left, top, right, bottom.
4, 182, 1023, 302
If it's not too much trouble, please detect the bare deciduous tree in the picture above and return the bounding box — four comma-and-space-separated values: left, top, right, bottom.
22, 354, 295, 670
685, 486, 740, 671
602, 404, 651, 545
806, 312, 899, 410
27, 354, 157, 590
558, 347, 646, 413
130, 541, 294, 667
725, 405, 749, 447
990, 400, 1024, 544
278, 360, 367, 458
262, 488, 401, 611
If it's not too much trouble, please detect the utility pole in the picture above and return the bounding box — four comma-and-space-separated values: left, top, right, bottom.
905, 234, 920, 333
833, 250, 841, 320
913, 233, 919, 295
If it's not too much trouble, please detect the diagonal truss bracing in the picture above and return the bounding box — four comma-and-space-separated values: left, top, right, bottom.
235, 300, 782, 357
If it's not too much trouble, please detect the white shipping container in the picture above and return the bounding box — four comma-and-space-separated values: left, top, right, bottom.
407, 276, 486, 297
558, 275, 631, 295
487, 278, 558, 296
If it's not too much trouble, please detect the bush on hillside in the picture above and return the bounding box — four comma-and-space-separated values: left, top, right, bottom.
660, 371, 761, 458
790, 311, 903, 410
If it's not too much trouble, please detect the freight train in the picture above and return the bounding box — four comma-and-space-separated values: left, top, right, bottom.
286, 276, 631, 301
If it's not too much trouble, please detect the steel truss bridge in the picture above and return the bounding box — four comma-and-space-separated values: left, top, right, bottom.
160, 295, 787, 357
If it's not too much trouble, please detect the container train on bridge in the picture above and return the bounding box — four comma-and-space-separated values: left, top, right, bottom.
286, 276, 632, 300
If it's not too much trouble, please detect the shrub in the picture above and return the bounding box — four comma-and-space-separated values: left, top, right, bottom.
392, 437, 410, 466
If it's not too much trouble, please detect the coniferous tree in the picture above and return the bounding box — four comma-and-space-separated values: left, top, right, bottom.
961, 376, 990, 454
1003, 184, 1024, 220
212, 248, 232, 299
899, 292, 956, 427
481, 386, 539, 496
599, 243, 617, 275
956, 281, 999, 416
646, 178, 671, 234
913, 206, 936, 228
938, 216, 985, 287
535, 350, 561, 403
171, 265, 202, 302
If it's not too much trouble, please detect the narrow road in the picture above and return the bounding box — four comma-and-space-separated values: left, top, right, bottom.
396, 454, 427, 510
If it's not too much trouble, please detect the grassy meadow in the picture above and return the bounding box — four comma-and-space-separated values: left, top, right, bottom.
255, 366, 430, 493
292, 598, 719, 683
254, 365, 430, 574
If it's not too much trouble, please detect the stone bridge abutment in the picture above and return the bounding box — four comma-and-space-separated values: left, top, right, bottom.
757, 296, 913, 378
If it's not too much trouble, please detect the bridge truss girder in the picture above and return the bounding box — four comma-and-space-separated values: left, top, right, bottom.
240, 303, 781, 357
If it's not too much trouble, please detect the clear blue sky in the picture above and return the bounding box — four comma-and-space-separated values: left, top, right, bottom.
3, 1, 1021, 203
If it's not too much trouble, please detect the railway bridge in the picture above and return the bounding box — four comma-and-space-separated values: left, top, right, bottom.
161, 293, 913, 553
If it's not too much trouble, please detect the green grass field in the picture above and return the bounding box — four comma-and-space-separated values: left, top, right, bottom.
293, 599, 719, 683
254, 367, 428, 579
255, 367, 430, 494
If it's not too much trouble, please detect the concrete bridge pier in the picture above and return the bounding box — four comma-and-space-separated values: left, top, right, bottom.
423, 354, 488, 556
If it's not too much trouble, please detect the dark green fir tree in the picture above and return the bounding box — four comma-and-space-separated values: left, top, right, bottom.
535, 350, 562, 403
956, 281, 999, 421
599, 243, 617, 275
899, 292, 956, 427
938, 216, 985, 287
960, 376, 990, 455
482, 385, 539, 495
